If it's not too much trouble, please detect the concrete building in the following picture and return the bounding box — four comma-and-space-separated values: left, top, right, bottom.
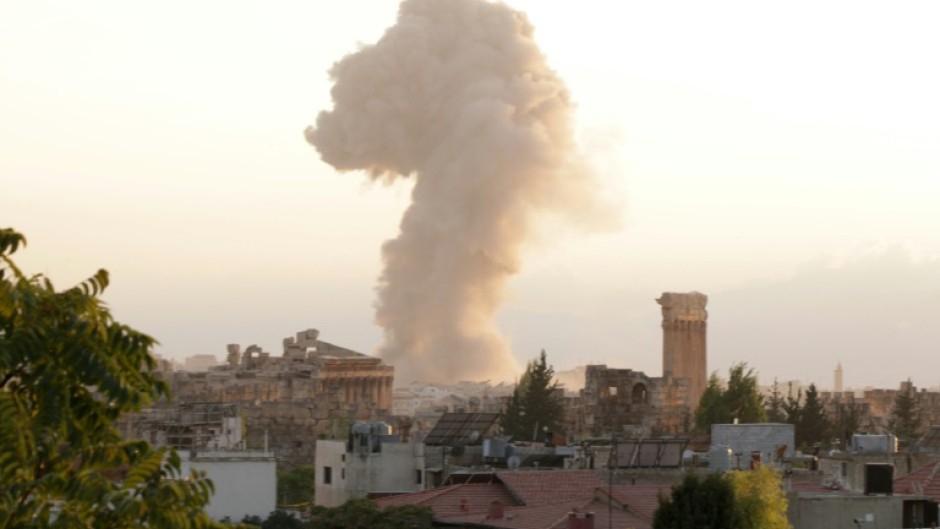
315, 422, 425, 507
180, 449, 276, 522
787, 489, 937, 529
710, 423, 795, 471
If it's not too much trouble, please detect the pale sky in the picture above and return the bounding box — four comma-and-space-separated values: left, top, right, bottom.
3, 1, 939, 389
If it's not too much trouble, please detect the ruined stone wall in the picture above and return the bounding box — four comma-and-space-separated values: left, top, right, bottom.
240, 399, 387, 467
657, 292, 707, 411
124, 329, 396, 468
574, 365, 691, 438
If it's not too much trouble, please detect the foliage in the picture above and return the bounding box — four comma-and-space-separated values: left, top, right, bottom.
694, 363, 767, 433
238, 515, 263, 527
889, 380, 922, 446
261, 510, 305, 529
781, 383, 830, 451
0, 228, 221, 528
308, 499, 433, 529
653, 472, 743, 529
501, 350, 565, 441
796, 384, 829, 450
728, 466, 793, 529
654, 468, 792, 529
830, 403, 861, 450
277, 466, 316, 508
765, 378, 787, 423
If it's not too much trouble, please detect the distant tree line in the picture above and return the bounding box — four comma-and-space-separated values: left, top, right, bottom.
695, 363, 923, 451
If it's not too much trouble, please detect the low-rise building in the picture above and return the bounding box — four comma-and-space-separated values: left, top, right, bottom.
180, 449, 276, 522
315, 423, 425, 507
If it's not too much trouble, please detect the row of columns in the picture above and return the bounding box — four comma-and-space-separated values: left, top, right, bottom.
324, 376, 394, 411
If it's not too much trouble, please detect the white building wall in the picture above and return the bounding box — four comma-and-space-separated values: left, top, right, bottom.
315, 439, 425, 507
315, 440, 349, 508
711, 423, 795, 470
347, 442, 424, 497
180, 450, 276, 522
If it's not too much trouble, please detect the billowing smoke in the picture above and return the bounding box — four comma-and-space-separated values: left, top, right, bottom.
306, 0, 613, 384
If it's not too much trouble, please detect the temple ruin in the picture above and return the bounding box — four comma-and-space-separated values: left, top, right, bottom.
571, 292, 708, 438
658, 291, 708, 411
119, 329, 394, 467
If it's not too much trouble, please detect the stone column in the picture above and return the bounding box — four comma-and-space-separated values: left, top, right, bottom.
383, 377, 393, 411
657, 292, 708, 411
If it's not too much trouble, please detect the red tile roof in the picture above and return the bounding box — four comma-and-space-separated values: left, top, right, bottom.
607, 485, 671, 520
439, 496, 653, 529
375, 483, 521, 517
495, 470, 605, 506
895, 460, 940, 501
378, 471, 669, 529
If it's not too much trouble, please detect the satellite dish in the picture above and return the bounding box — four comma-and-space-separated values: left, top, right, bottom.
467, 430, 481, 443
507, 455, 521, 470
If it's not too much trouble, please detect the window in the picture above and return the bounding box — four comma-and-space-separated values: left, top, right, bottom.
323, 466, 332, 484
416, 470, 423, 485
608, 386, 618, 397
341, 468, 345, 480
632, 383, 648, 404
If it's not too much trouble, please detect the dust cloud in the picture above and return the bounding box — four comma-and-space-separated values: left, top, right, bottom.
306, 0, 614, 384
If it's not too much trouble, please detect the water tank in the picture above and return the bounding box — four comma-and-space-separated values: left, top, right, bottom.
709, 445, 734, 472
852, 434, 897, 454
351, 423, 372, 435
372, 422, 393, 436
865, 463, 894, 495
483, 438, 508, 459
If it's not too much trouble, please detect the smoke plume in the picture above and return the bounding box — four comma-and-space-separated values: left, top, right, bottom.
306, 0, 613, 384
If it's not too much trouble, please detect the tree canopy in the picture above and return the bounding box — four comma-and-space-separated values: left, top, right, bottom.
728, 466, 792, 529
890, 380, 922, 447
307, 499, 433, 529
277, 466, 316, 509
653, 472, 743, 529
501, 350, 565, 441
694, 363, 767, 433
794, 384, 829, 450
0, 228, 220, 528
654, 468, 792, 529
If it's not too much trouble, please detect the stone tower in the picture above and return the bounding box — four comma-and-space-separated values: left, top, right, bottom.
834, 362, 843, 393
657, 292, 708, 411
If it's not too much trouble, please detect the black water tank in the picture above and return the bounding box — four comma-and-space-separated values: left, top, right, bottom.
865, 463, 894, 495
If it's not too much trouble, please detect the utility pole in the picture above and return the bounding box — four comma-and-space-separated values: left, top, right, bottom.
609, 434, 615, 529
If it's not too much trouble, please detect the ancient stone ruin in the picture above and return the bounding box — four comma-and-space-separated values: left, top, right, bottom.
119, 329, 394, 467
571, 292, 708, 438
658, 291, 708, 411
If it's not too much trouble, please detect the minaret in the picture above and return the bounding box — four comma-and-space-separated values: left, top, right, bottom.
834, 362, 843, 394
657, 292, 708, 411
